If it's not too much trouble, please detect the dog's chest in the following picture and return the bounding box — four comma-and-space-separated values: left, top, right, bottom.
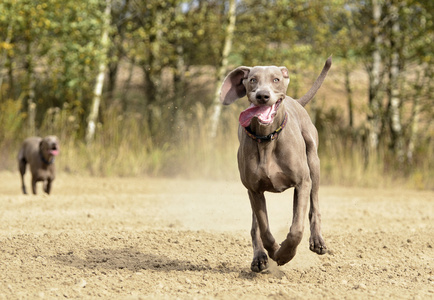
238, 143, 298, 193
35, 167, 54, 181
254, 165, 294, 193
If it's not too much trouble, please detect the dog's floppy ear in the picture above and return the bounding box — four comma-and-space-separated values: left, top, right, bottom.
39, 137, 50, 151
279, 67, 290, 89
219, 66, 251, 105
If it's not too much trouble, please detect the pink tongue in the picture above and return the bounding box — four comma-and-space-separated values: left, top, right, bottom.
239, 103, 277, 127
50, 150, 59, 156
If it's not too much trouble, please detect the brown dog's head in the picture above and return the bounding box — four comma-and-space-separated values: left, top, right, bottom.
220, 66, 290, 127
220, 66, 290, 107
40, 136, 60, 163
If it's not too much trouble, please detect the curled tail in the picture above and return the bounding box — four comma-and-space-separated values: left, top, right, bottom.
297, 56, 332, 107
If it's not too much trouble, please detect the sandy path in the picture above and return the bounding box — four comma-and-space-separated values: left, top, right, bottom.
0, 172, 433, 299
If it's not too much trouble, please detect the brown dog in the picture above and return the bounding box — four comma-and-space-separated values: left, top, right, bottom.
220, 57, 331, 272
18, 136, 60, 194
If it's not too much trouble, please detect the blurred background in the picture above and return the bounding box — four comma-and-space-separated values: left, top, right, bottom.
0, 0, 432, 189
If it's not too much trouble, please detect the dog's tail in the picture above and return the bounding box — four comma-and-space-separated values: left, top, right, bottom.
296, 56, 332, 107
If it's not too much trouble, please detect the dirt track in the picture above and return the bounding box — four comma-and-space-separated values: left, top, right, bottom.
0, 171, 433, 299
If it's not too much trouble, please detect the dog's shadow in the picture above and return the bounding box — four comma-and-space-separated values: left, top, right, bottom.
51, 248, 239, 274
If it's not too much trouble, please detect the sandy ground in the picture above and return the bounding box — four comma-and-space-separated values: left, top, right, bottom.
0, 171, 433, 299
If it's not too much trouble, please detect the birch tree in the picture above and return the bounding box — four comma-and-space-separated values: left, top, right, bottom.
387, 1, 404, 162
209, 0, 236, 139
367, 0, 383, 151
86, 0, 112, 144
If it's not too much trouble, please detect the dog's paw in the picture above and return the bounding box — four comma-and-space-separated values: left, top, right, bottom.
309, 236, 327, 255
274, 247, 297, 266
251, 252, 269, 272
273, 238, 298, 266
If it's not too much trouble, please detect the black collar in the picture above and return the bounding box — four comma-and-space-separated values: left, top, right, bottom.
40, 151, 55, 165
243, 113, 288, 143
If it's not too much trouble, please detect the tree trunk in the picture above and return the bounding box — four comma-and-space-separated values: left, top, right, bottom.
106, 0, 131, 103
141, 7, 164, 137
407, 71, 422, 165
344, 60, 354, 129
174, 45, 186, 106
121, 57, 136, 111
407, 97, 419, 166
144, 7, 163, 107
7, 50, 14, 100
85, 0, 112, 145
387, 2, 404, 162
24, 35, 36, 136
107, 59, 118, 101
209, 0, 237, 139
368, 0, 383, 151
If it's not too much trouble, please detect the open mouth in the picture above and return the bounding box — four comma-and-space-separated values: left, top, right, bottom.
239, 98, 283, 127
50, 146, 59, 156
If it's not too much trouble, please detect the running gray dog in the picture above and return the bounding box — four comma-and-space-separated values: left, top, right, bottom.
220, 57, 331, 272
18, 136, 60, 195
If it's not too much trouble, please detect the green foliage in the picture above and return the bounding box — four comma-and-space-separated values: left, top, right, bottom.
0, 99, 25, 142
0, 99, 26, 170
0, 0, 108, 123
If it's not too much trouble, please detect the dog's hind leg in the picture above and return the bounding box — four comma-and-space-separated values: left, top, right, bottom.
305, 132, 327, 254
31, 176, 38, 195
18, 157, 27, 194
308, 160, 327, 254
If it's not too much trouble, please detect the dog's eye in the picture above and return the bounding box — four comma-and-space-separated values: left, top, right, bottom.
273, 78, 280, 82
250, 78, 257, 83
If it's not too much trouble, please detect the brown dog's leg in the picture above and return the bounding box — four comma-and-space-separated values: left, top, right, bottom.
302, 130, 327, 254
248, 190, 280, 271
274, 179, 310, 266
308, 154, 327, 254
18, 158, 27, 194
44, 179, 52, 194
31, 176, 37, 195
250, 212, 269, 272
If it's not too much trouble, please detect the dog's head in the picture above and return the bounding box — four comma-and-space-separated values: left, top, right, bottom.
220, 66, 290, 107
40, 136, 60, 158
220, 66, 290, 127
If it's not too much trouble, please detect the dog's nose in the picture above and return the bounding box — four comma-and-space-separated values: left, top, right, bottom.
256, 91, 270, 103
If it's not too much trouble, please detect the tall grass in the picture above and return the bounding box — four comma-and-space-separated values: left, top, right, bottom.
0, 98, 432, 189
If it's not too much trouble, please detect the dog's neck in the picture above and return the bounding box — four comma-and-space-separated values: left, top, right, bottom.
249, 104, 286, 137
39, 150, 55, 165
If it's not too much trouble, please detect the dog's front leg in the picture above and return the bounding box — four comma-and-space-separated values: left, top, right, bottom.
31, 176, 38, 195
44, 179, 52, 194
274, 179, 311, 266
248, 190, 280, 271
250, 212, 268, 272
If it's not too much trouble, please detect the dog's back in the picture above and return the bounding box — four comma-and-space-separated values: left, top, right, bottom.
18, 137, 41, 163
